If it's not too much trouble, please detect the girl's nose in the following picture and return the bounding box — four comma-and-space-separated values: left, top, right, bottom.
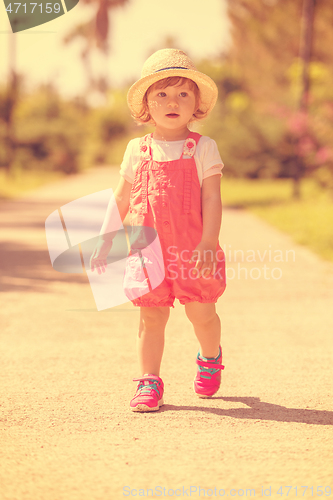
167, 97, 179, 108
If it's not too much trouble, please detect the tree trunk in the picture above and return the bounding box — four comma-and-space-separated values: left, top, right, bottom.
293, 171, 301, 199
293, 0, 316, 199
299, 0, 316, 112
6, 33, 17, 175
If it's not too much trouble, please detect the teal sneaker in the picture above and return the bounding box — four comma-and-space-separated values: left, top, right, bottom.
194, 346, 224, 398
130, 374, 164, 412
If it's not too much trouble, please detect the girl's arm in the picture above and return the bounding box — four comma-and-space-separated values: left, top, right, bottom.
90, 177, 132, 274
100, 177, 132, 241
190, 173, 222, 277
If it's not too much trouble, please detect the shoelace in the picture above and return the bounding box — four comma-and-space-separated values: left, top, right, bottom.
134, 378, 160, 396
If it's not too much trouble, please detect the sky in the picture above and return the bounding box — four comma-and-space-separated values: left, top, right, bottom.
0, 0, 231, 98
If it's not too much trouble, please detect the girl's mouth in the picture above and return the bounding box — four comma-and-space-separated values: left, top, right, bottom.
166, 113, 179, 118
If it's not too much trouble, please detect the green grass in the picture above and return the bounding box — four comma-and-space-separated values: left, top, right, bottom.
222, 178, 333, 262
0, 169, 63, 200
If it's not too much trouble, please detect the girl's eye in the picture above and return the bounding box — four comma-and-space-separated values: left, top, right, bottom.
158, 92, 166, 97
180, 92, 188, 97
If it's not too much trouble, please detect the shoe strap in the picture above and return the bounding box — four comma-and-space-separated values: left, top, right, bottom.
133, 374, 162, 384
196, 359, 225, 370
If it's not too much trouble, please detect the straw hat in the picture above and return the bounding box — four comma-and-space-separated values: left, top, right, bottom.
127, 48, 218, 118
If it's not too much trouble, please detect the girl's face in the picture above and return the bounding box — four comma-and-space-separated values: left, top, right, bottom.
147, 81, 200, 139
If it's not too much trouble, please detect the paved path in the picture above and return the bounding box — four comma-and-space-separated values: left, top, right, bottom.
1, 167, 332, 500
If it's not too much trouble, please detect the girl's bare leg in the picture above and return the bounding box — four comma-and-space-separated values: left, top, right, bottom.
184, 302, 221, 358
137, 306, 170, 376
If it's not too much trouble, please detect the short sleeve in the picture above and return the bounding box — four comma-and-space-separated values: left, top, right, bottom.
197, 137, 224, 180
204, 165, 223, 179
119, 139, 141, 184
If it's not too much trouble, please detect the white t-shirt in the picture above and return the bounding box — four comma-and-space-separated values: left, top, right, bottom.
119, 135, 224, 187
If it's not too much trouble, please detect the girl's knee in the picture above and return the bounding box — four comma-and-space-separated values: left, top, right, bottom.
141, 306, 170, 328
185, 302, 218, 327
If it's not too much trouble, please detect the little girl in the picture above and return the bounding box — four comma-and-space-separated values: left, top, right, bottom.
90, 49, 226, 412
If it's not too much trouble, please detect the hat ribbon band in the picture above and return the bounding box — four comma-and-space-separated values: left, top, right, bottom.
154, 66, 189, 73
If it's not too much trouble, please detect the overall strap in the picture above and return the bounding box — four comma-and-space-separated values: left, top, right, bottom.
181, 132, 202, 159
182, 132, 201, 214
138, 135, 153, 215
139, 134, 153, 161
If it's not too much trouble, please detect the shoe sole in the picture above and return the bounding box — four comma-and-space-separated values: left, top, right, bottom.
193, 382, 220, 398
130, 397, 164, 412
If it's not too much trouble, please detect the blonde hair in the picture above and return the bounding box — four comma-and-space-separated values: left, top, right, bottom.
133, 76, 206, 124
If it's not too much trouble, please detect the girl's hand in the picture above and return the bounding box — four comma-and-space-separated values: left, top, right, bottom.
90, 239, 113, 275
189, 240, 217, 278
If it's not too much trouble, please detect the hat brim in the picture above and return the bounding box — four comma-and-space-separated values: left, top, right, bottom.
127, 68, 218, 118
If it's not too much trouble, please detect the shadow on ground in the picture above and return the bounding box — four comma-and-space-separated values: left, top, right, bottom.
0, 196, 93, 293
0, 199, 75, 229
0, 241, 88, 293
160, 397, 333, 425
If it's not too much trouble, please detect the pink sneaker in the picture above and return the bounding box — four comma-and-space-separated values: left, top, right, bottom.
194, 346, 224, 398
130, 374, 164, 412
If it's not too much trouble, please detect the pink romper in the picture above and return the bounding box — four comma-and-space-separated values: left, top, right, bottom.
124, 131, 226, 307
